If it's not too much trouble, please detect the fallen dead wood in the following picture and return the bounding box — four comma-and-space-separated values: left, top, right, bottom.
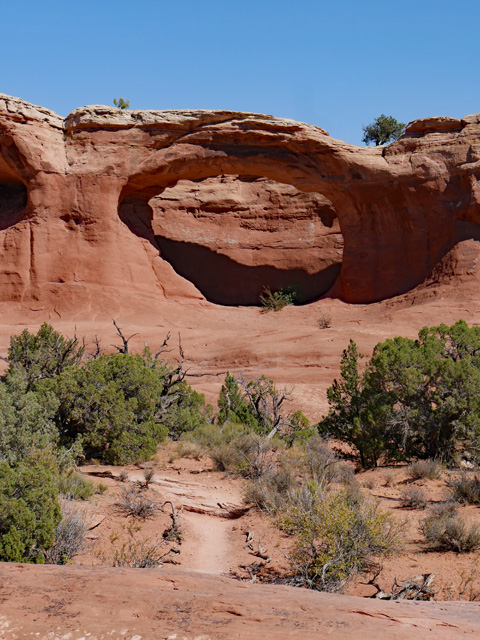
370, 572, 435, 601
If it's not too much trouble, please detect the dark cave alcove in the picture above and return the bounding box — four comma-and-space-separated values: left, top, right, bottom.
0, 176, 27, 230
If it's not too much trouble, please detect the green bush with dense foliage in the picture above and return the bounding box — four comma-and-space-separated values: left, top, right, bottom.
0, 323, 214, 564
51, 353, 168, 464
0, 459, 61, 562
8, 322, 84, 390
319, 320, 480, 467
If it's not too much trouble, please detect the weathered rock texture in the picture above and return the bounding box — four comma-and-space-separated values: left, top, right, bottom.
1, 563, 479, 639
147, 175, 343, 304
0, 93, 479, 311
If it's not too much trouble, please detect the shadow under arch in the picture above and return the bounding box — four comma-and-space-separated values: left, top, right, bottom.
119, 175, 342, 307
0, 135, 32, 230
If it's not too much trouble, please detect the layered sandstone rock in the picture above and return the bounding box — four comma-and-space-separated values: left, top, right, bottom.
0, 93, 479, 311
146, 175, 343, 305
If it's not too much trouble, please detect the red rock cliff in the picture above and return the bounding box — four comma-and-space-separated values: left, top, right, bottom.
0, 93, 479, 312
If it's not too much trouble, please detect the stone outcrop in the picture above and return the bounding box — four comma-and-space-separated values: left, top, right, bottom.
0, 93, 479, 311
1, 563, 479, 639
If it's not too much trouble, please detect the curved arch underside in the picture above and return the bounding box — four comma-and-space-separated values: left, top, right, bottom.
119, 175, 344, 306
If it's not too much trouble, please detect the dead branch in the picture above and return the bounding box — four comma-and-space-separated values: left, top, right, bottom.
369, 571, 435, 601
111, 319, 138, 354
161, 500, 182, 542
87, 518, 106, 532
152, 331, 172, 361
88, 335, 102, 360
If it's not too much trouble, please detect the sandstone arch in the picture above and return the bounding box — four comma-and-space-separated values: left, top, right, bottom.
0, 95, 478, 313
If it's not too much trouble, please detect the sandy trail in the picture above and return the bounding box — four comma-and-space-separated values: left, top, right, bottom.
181, 512, 233, 573
127, 468, 245, 575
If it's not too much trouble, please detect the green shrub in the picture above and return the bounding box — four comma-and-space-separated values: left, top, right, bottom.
318, 340, 389, 468
280, 483, 402, 592
57, 468, 94, 500
0, 373, 61, 467
53, 353, 168, 464
320, 320, 480, 467
259, 285, 297, 312
113, 97, 130, 110
217, 372, 259, 429
218, 372, 296, 440
0, 460, 61, 562
362, 114, 406, 146
7, 322, 83, 390
366, 320, 480, 462
162, 386, 213, 439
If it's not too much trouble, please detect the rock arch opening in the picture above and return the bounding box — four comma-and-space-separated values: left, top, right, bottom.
119, 175, 343, 306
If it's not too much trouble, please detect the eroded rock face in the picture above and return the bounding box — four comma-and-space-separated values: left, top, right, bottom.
144, 175, 343, 305
0, 93, 479, 311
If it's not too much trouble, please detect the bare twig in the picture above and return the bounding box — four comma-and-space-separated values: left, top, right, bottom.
111, 319, 138, 354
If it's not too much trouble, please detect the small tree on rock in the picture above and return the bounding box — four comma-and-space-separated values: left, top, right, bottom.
362, 114, 406, 146
113, 97, 130, 110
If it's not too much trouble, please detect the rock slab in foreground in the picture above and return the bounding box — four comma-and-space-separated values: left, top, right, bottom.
0, 563, 478, 639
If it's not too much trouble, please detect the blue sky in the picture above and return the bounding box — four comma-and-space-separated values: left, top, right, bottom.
2, 0, 479, 145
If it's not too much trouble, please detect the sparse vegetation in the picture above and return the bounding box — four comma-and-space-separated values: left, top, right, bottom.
44, 500, 91, 565
108, 524, 172, 568
318, 313, 332, 329
447, 472, 480, 505
259, 285, 297, 312
420, 510, 480, 552
117, 485, 159, 519
142, 464, 156, 488
383, 470, 395, 487
408, 459, 444, 481
96, 482, 108, 495
400, 487, 428, 509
